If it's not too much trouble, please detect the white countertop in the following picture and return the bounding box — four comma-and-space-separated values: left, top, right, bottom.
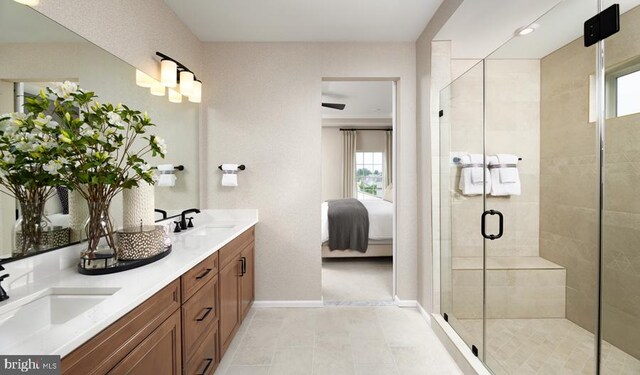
0, 209, 258, 356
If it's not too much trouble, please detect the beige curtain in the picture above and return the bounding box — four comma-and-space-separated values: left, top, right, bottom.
342, 130, 357, 198
385, 130, 393, 188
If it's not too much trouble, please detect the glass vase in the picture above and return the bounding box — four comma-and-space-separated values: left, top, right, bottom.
83, 198, 117, 260
12, 190, 48, 257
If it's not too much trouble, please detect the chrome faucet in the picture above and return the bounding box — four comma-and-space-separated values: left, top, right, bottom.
0, 264, 9, 302
180, 208, 201, 230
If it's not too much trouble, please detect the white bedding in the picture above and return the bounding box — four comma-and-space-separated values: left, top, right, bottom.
321, 199, 393, 243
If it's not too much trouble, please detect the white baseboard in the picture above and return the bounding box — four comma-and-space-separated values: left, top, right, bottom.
416, 302, 432, 325
252, 300, 324, 308
393, 296, 418, 307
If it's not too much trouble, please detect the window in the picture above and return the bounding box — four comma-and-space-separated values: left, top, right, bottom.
615, 70, 640, 117
356, 152, 384, 199
604, 59, 640, 119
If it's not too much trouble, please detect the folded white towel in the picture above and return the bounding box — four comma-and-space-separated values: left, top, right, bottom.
488, 156, 521, 196
497, 154, 519, 183
458, 154, 490, 196
469, 154, 485, 185
222, 174, 238, 187
221, 163, 239, 187
155, 164, 176, 187
222, 164, 239, 171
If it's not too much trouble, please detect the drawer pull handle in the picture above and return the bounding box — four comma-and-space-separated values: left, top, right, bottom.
196, 307, 213, 322
196, 358, 213, 375
195, 268, 213, 280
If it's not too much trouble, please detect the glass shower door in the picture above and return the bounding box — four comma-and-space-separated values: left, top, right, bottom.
482, 0, 600, 373
440, 61, 486, 358
600, 1, 640, 373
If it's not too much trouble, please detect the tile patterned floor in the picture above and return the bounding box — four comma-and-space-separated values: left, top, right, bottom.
214, 306, 462, 375
321, 258, 393, 302
457, 318, 640, 375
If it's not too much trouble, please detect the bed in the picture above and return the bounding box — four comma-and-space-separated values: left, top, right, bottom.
321, 198, 393, 258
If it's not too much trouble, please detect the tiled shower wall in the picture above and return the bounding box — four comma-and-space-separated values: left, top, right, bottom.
447, 59, 541, 259
540, 5, 640, 360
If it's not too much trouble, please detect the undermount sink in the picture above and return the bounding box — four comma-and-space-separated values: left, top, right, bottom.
187, 224, 237, 236
0, 287, 120, 349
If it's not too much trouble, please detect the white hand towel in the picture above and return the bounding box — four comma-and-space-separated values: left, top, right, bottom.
156, 164, 176, 187
221, 164, 239, 187
469, 154, 485, 185
222, 164, 239, 171
458, 154, 491, 196
489, 156, 521, 196
497, 154, 519, 183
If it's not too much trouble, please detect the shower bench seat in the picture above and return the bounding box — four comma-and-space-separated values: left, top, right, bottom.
449, 256, 566, 319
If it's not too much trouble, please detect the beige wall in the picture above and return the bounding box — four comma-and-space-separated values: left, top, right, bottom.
416, 0, 464, 312
321, 127, 342, 202
202, 42, 417, 301
32, 0, 203, 80
540, 5, 640, 359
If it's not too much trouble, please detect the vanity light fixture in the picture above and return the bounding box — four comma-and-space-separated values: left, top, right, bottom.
168, 88, 182, 103
150, 80, 166, 96
179, 71, 194, 95
153, 52, 201, 103
188, 80, 202, 103
136, 70, 155, 88
14, 0, 39, 6
160, 59, 178, 87
516, 23, 539, 36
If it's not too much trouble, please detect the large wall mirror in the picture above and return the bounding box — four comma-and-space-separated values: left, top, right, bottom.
0, 1, 200, 261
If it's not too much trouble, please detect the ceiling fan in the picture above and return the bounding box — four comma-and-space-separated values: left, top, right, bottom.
322, 102, 346, 110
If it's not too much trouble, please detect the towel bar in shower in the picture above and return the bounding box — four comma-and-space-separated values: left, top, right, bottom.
452, 156, 522, 163
488, 164, 518, 169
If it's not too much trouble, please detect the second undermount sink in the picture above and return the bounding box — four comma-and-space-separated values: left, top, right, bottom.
0, 287, 120, 330
187, 224, 237, 236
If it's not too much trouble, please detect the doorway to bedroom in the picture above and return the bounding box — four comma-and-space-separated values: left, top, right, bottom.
320, 79, 396, 304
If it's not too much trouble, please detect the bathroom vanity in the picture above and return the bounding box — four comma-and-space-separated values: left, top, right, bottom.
0, 210, 258, 375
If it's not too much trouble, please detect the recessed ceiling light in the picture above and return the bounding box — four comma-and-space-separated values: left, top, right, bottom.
515, 23, 539, 36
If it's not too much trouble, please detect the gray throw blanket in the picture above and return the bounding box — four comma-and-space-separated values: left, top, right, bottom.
327, 199, 369, 252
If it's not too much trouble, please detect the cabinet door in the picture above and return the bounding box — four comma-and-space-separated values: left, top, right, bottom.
219, 256, 242, 356
240, 244, 254, 319
109, 310, 181, 375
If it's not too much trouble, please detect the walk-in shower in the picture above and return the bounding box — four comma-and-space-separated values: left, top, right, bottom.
438, 0, 640, 373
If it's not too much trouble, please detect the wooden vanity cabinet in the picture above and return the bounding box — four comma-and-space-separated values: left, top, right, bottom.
218, 228, 255, 357
61, 227, 255, 375
109, 310, 182, 375
61, 280, 182, 375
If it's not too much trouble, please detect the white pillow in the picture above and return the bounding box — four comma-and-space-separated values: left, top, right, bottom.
383, 183, 393, 202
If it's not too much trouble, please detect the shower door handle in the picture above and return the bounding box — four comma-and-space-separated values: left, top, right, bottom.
481, 210, 504, 240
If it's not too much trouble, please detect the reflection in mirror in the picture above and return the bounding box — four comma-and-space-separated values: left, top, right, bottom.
0, 1, 199, 262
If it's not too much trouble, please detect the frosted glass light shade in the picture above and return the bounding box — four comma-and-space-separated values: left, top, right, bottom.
188, 80, 202, 103
14, 0, 39, 6
160, 59, 177, 87
168, 88, 182, 103
150, 80, 165, 96
136, 70, 154, 88
179, 71, 194, 95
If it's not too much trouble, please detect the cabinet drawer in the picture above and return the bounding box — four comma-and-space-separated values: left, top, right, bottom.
62, 280, 181, 375
182, 275, 218, 361
219, 227, 254, 269
184, 324, 218, 375
108, 309, 182, 375
182, 253, 218, 303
